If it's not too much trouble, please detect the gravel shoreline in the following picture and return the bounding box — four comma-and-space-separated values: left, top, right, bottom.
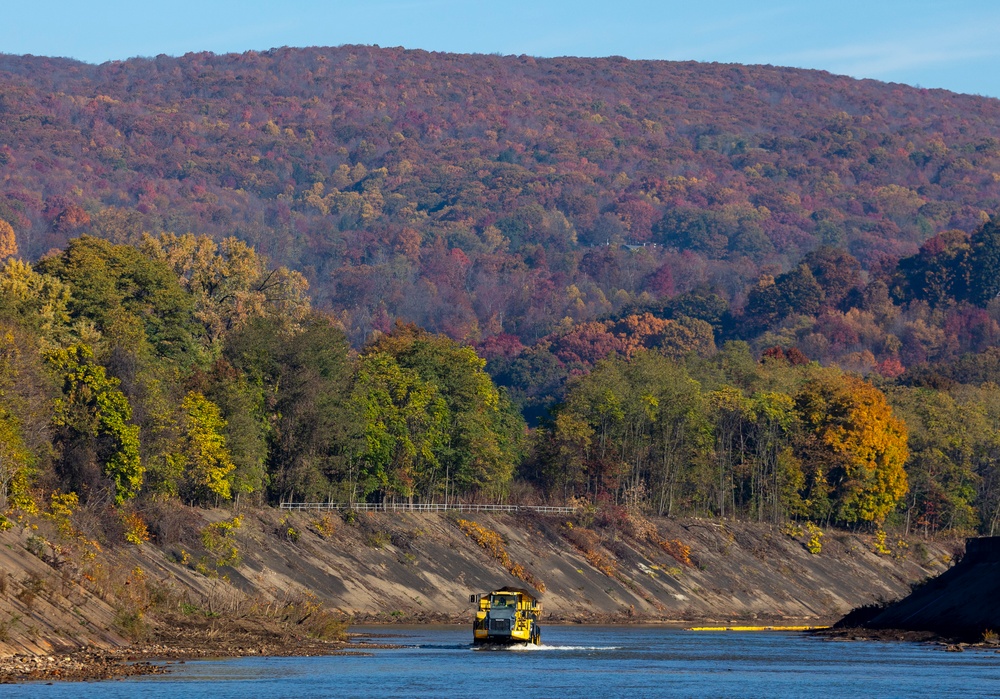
0, 649, 171, 684
0, 619, 405, 685
0, 639, 405, 684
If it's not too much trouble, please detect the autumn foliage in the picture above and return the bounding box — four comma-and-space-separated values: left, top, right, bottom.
1, 47, 1000, 357
455, 518, 545, 591
4, 48, 1000, 536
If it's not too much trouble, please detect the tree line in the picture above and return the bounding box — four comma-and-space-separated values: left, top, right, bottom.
0, 234, 523, 533
3, 233, 1000, 537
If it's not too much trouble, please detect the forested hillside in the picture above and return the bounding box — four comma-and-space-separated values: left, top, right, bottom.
3, 47, 1000, 539
2, 47, 1000, 348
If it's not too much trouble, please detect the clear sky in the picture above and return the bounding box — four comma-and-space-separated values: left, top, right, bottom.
4, 1, 1000, 98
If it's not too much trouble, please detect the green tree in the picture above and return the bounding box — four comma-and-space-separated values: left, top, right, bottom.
542, 352, 709, 514
708, 385, 755, 517
950, 383, 1000, 536
46, 344, 142, 505
530, 411, 594, 501
37, 236, 200, 365
633, 353, 710, 516
744, 265, 823, 331
225, 314, 356, 502
205, 367, 269, 501
490, 344, 567, 426
367, 324, 524, 499
966, 218, 1000, 306
888, 386, 980, 534
272, 316, 356, 501
352, 352, 447, 500
802, 246, 863, 307
891, 230, 971, 307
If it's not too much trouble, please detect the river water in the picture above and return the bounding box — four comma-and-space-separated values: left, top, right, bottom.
5, 625, 1000, 698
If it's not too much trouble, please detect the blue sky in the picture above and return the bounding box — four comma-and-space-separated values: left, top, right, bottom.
5, 1, 1000, 97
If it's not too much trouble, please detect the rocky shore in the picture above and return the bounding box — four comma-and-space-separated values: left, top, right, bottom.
814, 625, 1000, 655
0, 623, 398, 684
0, 649, 170, 684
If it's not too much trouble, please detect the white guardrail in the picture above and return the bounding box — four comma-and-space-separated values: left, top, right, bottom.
278, 502, 577, 515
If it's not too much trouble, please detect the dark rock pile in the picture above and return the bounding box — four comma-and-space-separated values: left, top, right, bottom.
835, 537, 1000, 642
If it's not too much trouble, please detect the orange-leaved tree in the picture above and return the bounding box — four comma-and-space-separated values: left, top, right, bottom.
795, 372, 908, 526
0, 219, 16, 260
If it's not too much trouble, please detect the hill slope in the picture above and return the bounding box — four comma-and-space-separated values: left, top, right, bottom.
3, 47, 1000, 344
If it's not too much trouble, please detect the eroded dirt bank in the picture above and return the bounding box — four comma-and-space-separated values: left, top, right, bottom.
0, 507, 960, 663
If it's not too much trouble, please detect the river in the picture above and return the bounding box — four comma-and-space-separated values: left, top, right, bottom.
5, 625, 999, 698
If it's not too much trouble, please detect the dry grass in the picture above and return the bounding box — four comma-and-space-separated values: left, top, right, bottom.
454, 518, 546, 592
181, 582, 348, 642
564, 525, 618, 578
16, 573, 46, 610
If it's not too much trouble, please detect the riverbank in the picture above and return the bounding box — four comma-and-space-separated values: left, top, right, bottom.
0, 620, 400, 684
0, 505, 961, 660
817, 536, 1000, 643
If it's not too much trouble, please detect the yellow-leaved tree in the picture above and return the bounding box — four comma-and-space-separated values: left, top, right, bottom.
140, 233, 310, 348
0, 258, 75, 347
795, 373, 909, 525
0, 387, 35, 524
177, 391, 235, 502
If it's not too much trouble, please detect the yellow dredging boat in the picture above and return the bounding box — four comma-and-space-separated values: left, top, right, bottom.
470, 587, 542, 645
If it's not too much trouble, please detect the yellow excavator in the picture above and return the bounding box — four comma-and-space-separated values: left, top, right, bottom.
470, 587, 542, 645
